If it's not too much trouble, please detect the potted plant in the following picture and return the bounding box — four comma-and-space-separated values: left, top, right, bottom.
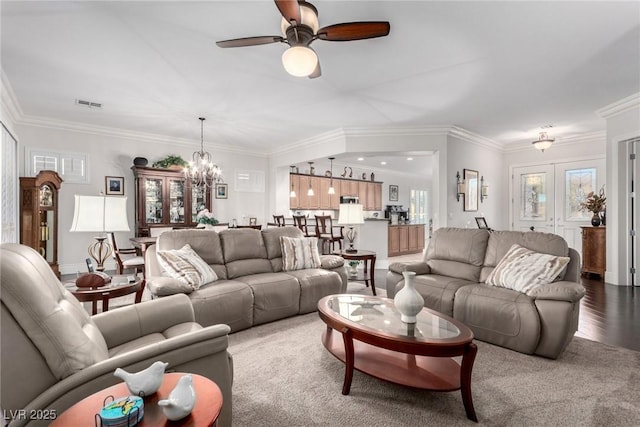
152, 155, 188, 170
196, 209, 219, 229
347, 260, 360, 276
579, 186, 606, 227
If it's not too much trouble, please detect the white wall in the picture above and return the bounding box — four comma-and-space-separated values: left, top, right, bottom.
15, 123, 268, 274
447, 135, 505, 229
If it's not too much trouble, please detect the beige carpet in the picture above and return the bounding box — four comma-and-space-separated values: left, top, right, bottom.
228, 285, 640, 426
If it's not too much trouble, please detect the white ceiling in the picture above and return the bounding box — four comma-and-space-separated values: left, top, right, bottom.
2, 1, 639, 156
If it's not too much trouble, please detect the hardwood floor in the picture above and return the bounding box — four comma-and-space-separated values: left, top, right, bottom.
576, 276, 640, 352
375, 269, 639, 352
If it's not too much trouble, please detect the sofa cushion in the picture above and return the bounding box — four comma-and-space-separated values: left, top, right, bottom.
157, 229, 227, 279
0, 244, 109, 380
189, 280, 254, 332
220, 229, 273, 279
284, 269, 343, 313
481, 230, 569, 282
262, 226, 304, 260
157, 244, 218, 289
425, 228, 489, 282
486, 244, 570, 295
281, 236, 321, 271
397, 274, 475, 317
236, 273, 300, 325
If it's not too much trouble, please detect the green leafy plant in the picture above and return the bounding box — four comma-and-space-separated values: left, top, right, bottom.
348, 260, 360, 268
196, 209, 219, 226
152, 154, 188, 169
579, 186, 606, 214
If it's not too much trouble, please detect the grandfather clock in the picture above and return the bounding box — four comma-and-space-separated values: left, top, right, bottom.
20, 170, 63, 277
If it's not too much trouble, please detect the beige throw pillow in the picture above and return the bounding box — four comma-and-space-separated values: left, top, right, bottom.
485, 243, 570, 296
156, 244, 217, 289
281, 236, 321, 271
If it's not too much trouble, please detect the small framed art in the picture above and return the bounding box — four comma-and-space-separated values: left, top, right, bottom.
249, 217, 257, 226
463, 169, 478, 212
389, 185, 399, 201
105, 176, 124, 195
215, 183, 228, 199
475, 217, 489, 229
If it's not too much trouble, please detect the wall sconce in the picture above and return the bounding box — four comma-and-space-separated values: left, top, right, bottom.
480, 176, 489, 203
456, 171, 466, 202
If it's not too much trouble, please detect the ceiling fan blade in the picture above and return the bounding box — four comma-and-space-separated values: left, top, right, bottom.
308, 61, 321, 79
274, 0, 301, 25
216, 36, 284, 48
317, 22, 390, 42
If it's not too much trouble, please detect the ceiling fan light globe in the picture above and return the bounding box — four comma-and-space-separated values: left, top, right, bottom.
282, 46, 318, 77
280, 3, 319, 36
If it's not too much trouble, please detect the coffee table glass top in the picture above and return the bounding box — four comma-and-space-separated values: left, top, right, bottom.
325, 294, 460, 340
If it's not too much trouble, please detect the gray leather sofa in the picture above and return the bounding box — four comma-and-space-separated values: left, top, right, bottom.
145, 226, 347, 331
386, 228, 586, 359
1, 243, 233, 427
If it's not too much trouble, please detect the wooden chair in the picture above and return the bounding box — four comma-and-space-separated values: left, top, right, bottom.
272, 215, 286, 227
108, 232, 145, 278
314, 215, 343, 254
292, 215, 313, 237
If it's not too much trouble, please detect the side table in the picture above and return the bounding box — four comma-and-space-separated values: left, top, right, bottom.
66, 275, 143, 315
51, 372, 223, 427
333, 250, 377, 295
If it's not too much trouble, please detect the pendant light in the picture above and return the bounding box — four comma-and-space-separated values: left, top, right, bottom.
532, 131, 555, 152
184, 117, 222, 188
307, 162, 315, 196
328, 157, 335, 195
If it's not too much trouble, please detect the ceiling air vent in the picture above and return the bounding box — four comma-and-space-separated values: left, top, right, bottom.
75, 99, 102, 109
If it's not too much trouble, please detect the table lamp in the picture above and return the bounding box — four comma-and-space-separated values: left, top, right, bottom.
70, 195, 130, 271
338, 203, 364, 253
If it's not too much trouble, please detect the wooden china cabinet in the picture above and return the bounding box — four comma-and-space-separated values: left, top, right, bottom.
131, 166, 212, 237
581, 226, 606, 279
19, 170, 63, 277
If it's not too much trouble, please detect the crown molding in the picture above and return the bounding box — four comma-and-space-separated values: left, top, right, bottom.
15, 115, 266, 157
503, 130, 606, 153
447, 126, 504, 151
268, 128, 347, 157
596, 92, 640, 119
1, 69, 24, 127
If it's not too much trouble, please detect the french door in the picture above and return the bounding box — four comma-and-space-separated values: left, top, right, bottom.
512, 158, 606, 256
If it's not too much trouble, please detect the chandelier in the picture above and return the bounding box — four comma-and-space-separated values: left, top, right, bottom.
532, 131, 555, 152
184, 117, 222, 188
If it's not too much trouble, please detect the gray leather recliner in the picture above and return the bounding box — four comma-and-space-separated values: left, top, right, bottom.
0, 243, 233, 427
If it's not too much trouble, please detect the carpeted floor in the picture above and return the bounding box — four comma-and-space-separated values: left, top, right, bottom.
227, 285, 640, 426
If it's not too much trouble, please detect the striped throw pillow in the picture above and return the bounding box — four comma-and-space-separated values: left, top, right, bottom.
281, 236, 321, 271
485, 243, 570, 295
156, 244, 217, 289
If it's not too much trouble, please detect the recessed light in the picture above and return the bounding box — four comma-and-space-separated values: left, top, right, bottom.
380, 161, 387, 165
407, 157, 413, 161
357, 157, 364, 161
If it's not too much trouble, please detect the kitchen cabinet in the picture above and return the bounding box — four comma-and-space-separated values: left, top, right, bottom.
20, 170, 63, 277
132, 166, 212, 236
581, 226, 605, 279
290, 173, 382, 211
388, 224, 425, 257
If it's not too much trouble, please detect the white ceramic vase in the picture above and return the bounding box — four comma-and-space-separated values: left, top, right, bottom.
393, 271, 424, 323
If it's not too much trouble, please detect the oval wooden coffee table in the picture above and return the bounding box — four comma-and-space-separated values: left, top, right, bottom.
318, 294, 478, 422
51, 372, 223, 426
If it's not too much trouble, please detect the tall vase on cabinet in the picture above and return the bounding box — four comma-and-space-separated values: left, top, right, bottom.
393, 271, 424, 323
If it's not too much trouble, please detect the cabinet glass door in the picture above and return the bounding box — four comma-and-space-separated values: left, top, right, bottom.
191, 185, 207, 222
145, 178, 163, 224
169, 179, 185, 223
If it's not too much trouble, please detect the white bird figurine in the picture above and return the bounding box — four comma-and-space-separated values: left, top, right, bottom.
113, 361, 168, 396
157, 374, 196, 421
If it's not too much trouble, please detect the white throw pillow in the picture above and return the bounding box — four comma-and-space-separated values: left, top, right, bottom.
280, 236, 321, 271
156, 244, 217, 289
485, 243, 570, 296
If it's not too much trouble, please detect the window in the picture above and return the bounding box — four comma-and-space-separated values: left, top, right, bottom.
409, 189, 428, 224
27, 148, 88, 183
1, 123, 18, 243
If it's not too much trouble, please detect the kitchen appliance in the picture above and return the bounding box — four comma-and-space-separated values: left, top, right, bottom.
385, 205, 408, 222
340, 196, 359, 204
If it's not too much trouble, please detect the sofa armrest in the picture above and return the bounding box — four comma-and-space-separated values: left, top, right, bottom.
527, 281, 586, 303
389, 262, 431, 275
146, 276, 194, 297
93, 294, 197, 347
320, 254, 344, 269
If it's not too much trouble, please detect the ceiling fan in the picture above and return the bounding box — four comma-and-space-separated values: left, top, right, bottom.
216, 0, 391, 78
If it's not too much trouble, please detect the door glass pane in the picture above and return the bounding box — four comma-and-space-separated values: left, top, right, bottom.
145, 178, 163, 224
169, 179, 185, 223
565, 168, 596, 221
520, 173, 546, 220
192, 186, 207, 222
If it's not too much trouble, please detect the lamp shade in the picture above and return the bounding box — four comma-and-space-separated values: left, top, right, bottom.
282, 46, 318, 77
70, 195, 130, 232
337, 203, 364, 225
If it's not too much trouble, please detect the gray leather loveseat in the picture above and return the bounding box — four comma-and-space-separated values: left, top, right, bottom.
146, 226, 347, 331
386, 228, 586, 359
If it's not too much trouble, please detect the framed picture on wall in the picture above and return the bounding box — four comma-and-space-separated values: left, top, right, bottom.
389, 185, 399, 201
215, 183, 228, 199
475, 217, 489, 229
464, 169, 478, 211
105, 176, 124, 195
